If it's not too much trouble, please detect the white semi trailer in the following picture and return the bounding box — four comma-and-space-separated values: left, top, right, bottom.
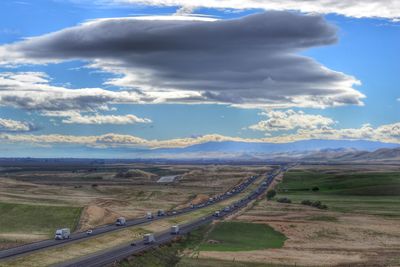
143, 233, 156, 244
115, 217, 126, 226
170, 225, 180, 235
54, 228, 70, 240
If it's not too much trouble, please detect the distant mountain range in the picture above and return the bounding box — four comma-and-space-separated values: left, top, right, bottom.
154, 139, 399, 154
147, 139, 400, 163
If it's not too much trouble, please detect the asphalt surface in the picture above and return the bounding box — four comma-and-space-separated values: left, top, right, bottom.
0, 170, 264, 260
54, 167, 283, 267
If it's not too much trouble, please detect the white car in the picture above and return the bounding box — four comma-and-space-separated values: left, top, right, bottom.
86, 229, 93, 235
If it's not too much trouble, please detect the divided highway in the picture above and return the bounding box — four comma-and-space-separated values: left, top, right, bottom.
55, 167, 284, 267
0, 168, 274, 260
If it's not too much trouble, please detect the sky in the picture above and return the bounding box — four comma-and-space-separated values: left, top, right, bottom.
0, 0, 399, 157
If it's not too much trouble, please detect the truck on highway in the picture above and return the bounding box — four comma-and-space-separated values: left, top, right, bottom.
115, 217, 126, 226
213, 211, 220, 217
54, 228, 70, 240
143, 233, 156, 244
170, 225, 180, 235
147, 212, 153, 219
157, 210, 165, 216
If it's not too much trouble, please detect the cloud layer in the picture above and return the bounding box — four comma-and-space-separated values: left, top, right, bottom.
1, 121, 400, 148
0, 12, 364, 109
0, 118, 32, 132
43, 111, 151, 125
0, 72, 141, 112
105, 0, 400, 20
249, 110, 335, 133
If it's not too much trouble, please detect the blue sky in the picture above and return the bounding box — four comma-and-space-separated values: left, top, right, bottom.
0, 0, 399, 157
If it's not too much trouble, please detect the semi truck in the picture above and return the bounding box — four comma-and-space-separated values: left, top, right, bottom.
143, 233, 156, 244
170, 225, 180, 235
157, 210, 165, 216
54, 228, 70, 240
115, 217, 126, 226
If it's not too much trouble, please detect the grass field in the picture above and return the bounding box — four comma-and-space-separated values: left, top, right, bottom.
199, 222, 286, 251
0, 202, 82, 237
276, 170, 400, 216
118, 223, 289, 267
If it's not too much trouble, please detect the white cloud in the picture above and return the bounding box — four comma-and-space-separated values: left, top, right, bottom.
105, 0, 400, 20
0, 72, 141, 112
263, 123, 400, 144
0, 118, 32, 132
1, 121, 400, 148
249, 110, 400, 144
249, 110, 335, 133
43, 111, 151, 125
0, 133, 247, 148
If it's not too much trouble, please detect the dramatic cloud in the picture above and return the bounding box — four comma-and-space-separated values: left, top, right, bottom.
249, 110, 335, 133
0, 118, 32, 132
1, 122, 400, 149
43, 111, 151, 125
0, 12, 364, 109
104, 0, 400, 20
0, 72, 140, 112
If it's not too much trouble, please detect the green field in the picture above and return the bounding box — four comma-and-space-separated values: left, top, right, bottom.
118, 223, 288, 267
0, 202, 82, 237
199, 222, 286, 251
276, 170, 400, 216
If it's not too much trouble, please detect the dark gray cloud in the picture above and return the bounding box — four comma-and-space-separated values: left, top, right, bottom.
0, 12, 364, 108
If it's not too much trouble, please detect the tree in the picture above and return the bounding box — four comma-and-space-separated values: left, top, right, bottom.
266, 189, 276, 200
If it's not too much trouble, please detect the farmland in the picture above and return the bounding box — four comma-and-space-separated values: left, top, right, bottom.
193, 164, 400, 266
275, 168, 400, 216
199, 222, 286, 251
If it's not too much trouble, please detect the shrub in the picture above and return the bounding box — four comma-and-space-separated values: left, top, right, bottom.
277, 197, 292, 203
311, 186, 320, 191
301, 200, 312, 206
301, 200, 328, 210
311, 201, 322, 208
266, 189, 276, 200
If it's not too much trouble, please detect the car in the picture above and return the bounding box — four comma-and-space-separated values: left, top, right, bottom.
130, 242, 137, 246
86, 229, 93, 235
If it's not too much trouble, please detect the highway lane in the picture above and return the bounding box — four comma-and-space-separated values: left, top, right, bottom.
54, 167, 283, 267
0, 170, 265, 260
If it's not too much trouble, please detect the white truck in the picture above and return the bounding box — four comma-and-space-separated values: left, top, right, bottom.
170, 225, 180, 235
146, 212, 153, 219
115, 217, 126, 226
143, 233, 156, 244
54, 228, 70, 240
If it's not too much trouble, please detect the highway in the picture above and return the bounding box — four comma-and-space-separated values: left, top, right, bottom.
0, 169, 269, 260
54, 167, 282, 267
